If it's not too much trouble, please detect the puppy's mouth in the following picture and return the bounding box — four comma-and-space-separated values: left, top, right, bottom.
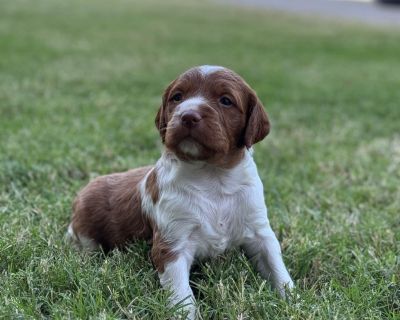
177, 138, 202, 157
165, 120, 229, 160
167, 127, 208, 160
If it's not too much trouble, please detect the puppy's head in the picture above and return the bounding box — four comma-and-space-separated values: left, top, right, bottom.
155, 66, 270, 166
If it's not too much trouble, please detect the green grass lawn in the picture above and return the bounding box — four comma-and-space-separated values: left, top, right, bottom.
1, 0, 399, 318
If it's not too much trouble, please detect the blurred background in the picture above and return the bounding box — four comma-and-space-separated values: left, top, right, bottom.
225, 0, 400, 26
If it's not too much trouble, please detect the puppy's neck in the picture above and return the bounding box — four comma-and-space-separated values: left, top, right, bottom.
158, 148, 255, 184
162, 146, 248, 169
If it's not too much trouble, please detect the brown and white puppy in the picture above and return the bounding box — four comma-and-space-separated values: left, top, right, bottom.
68, 65, 294, 319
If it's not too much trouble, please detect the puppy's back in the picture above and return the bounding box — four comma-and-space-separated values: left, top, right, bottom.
68, 166, 153, 251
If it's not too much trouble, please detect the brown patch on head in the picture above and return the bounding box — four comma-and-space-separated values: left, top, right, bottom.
155, 66, 270, 167
70, 166, 154, 251
145, 169, 159, 204
151, 226, 177, 273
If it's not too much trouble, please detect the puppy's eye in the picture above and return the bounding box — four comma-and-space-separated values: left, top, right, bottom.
171, 93, 183, 102
219, 96, 232, 107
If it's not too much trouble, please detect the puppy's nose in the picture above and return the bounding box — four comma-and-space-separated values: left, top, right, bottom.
181, 111, 202, 128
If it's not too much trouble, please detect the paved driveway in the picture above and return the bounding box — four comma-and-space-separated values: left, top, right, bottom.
219, 0, 400, 27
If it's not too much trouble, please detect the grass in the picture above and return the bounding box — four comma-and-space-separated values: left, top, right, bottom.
1, 0, 399, 318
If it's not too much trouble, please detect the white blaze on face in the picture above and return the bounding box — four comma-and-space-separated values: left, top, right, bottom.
198, 65, 225, 76
174, 96, 208, 157
175, 96, 207, 115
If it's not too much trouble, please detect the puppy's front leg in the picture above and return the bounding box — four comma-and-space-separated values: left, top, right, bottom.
155, 251, 196, 319
242, 225, 294, 297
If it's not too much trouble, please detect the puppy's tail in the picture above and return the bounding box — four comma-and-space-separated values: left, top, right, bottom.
66, 223, 99, 251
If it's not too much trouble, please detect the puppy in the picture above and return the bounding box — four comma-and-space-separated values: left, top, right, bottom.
68, 65, 294, 319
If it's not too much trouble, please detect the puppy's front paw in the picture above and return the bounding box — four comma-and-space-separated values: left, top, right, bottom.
171, 301, 196, 320
276, 279, 295, 299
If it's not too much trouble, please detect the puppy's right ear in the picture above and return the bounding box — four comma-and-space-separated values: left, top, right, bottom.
155, 80, 175, 143
155, 105, 166, 143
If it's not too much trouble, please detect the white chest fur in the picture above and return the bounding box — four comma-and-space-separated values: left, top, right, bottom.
141, 150, 268, 260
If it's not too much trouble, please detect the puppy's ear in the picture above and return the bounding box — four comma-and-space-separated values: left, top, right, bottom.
155, 105, 167, 143
243, 90, 270, 148
155, 80, 175, 143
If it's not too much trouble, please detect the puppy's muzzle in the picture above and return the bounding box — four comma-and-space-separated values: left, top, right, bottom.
181, 111, 202, 129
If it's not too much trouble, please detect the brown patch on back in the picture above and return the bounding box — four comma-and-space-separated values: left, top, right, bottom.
145, 169, 159, 204
151, 226, 177, 273
71, 166, 154, 251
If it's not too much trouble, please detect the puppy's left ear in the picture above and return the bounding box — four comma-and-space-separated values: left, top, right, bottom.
243, 91, 270, 148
